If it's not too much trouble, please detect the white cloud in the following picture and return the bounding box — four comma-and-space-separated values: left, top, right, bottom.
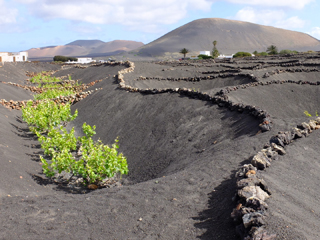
276, 16, 306, 29
14, 0, 212, 29
308, 27, 320, 40
234, 7, 306, 30
226, 0, 314, 9
70, 25, 102, 35
234, 7, 285, 25
11, 0, 312, 35
0, 0, 18, 25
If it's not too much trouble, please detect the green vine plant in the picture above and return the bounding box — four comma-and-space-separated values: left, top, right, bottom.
29, 72, 61, 84
304, 110, 319, 117
21, 73, 128, 188
22, 100, 78, 134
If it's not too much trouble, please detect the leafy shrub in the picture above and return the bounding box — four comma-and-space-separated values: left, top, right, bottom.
38, 126, 77, 157
253, 51, 268, 56
304, 110, 318, 117
259, 52, 268, 56
53, 55, 78, 62
34, 88, 76, 100
266, 45, 278, 55
39, 123, 128, 183
233, 52, 252, 58
197, 54, 213, 59
21, 100, 78, 134
279, 50, 298, 55
22, 72, 128, 186
30, 72, 61, 84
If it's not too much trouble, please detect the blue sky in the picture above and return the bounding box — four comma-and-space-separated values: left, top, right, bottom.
1, 0, 320, 52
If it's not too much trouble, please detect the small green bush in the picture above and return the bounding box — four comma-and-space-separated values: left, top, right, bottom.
259, 52, 268, 56
233, 52, 252, 58
22, 73, 128, 185
53, 55, 78, 62
30, 72, 61, 84
34, 88, 76, 100
254, 52, 268, 56
22, 100, 78, 134
197, 54, 213, 59
39, 123, 128, 183
279, 50, 298, 55
304, 110, 318, 117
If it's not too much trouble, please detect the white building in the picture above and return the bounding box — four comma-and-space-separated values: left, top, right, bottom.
67, 57, 96, 64
217, 54, 234, 59
0, 52, 28, 62
200, 51, 211, 56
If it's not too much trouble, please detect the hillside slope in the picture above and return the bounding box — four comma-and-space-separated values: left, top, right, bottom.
27, 40, 144, 58
137, 18, 320, 57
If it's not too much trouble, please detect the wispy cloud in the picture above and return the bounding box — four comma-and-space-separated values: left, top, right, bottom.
14, 0, 212, 26
308, 27, 320, 39
233, 7, 306, 30
0, 0, 18, 25
226, 0, 314, 9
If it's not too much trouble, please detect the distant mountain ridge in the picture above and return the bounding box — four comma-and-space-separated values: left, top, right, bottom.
135, 18, 320, 57
27, 40, 144, 58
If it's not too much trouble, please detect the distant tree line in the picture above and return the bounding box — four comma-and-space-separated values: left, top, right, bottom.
179, 42, 307, 60
234, 45, 300, 58
53, 55, 78, 62
179, 40, 220, 59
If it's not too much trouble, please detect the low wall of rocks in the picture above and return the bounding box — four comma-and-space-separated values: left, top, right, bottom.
0, 77, 102, 110
232, 117, 320, 239
0, 88, 102, 110
262, 67, 320, 78
136, 72, 258, 82
115, 60, 320, 239
0, 60, 132, 110
1, 79, 102, 94
117, 61, 271, 132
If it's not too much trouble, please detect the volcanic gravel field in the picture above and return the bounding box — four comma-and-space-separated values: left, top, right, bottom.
0, 54, 320, 240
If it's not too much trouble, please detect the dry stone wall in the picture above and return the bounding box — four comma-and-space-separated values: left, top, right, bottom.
232, 117, 320, 239
116, 61, 272, 133
115, 60, 320, 240
0, 75, 102, 110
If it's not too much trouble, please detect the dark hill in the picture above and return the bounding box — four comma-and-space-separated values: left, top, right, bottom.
27, 40, 144, 58
137, 18, 320, 57
66, 40, 105, 48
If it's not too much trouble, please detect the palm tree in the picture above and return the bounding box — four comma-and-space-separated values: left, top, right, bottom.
213, 40, 217, 48
266, 45, 278, 55
212, 40, 219, 58
179, 48, 189, 58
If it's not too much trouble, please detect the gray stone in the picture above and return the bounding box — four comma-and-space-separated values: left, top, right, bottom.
237, 176, 261, 189
291, 127, 303, 139
236, 164, 257, 178
261, 147, 278, 161
250, 227, 277, 240
242, 212, 265, 228
246, 197, 268, 211
269, 136, 284, 147
252, 152, 271, 170
309, 120, 317, 130
271, 143, 286, 155
277, 131, 292, 145
300, 129, 310, 137
298, 122, 311, 132
259, 123, 272, 132
238, 186, 270, 202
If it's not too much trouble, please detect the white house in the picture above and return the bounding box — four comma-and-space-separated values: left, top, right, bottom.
0, 52, 28, 62
217, 54, 234, 59
67, 57, 96, 64
200, 51, 211, 56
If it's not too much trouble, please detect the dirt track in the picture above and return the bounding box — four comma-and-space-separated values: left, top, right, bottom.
0, 55, 320, 239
